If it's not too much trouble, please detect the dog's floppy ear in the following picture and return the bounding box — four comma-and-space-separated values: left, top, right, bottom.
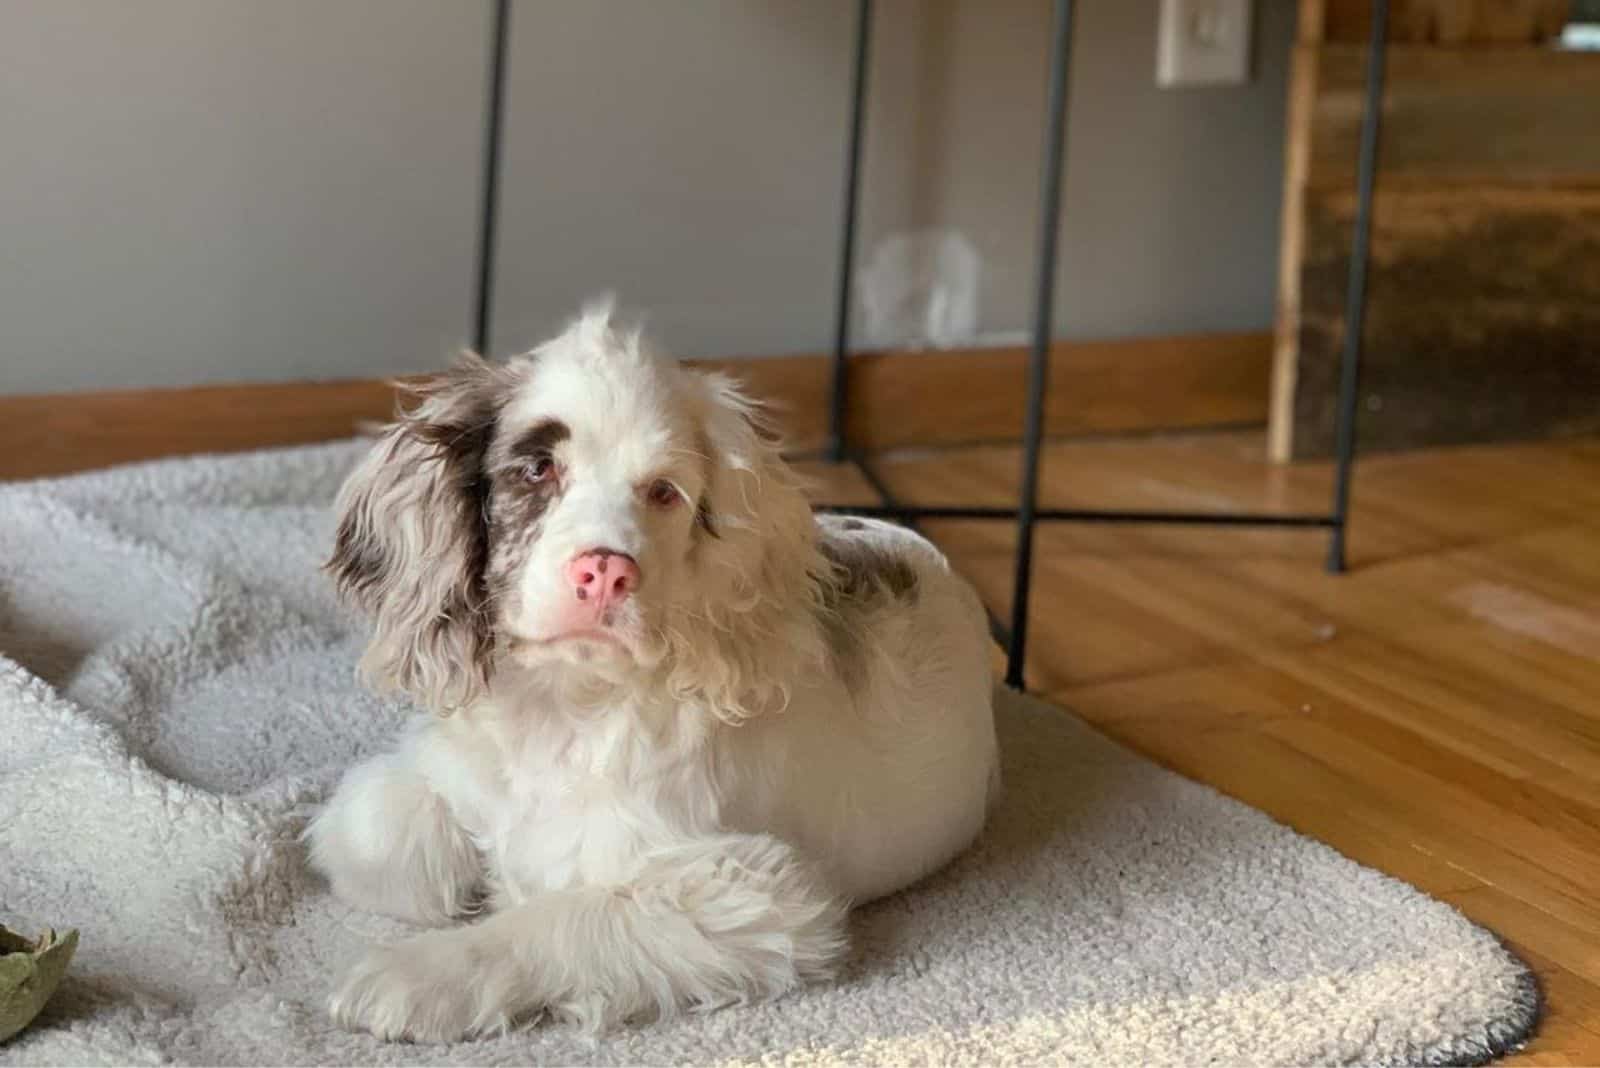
328, 351, 511, 713
662, 371, 831, 723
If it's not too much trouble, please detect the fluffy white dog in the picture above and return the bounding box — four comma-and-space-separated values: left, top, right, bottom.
307, 304, 998, 1042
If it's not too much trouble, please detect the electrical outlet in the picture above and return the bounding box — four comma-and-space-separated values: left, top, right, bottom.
1157, 0, 1252, 88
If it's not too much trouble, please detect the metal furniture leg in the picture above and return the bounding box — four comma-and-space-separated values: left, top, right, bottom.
826, 0, 873, 463
1004, 0, 1076, 691
472, 0, 512, 358
1325, 0, 1389, 573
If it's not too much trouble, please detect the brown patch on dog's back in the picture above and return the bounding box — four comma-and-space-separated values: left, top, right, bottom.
814, 524, 922, 695
819, 534, 920, 604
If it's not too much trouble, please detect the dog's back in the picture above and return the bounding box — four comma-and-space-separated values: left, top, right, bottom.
718, 515, 999, 904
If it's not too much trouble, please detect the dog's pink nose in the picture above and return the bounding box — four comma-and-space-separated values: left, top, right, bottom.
566, 549, 640, 609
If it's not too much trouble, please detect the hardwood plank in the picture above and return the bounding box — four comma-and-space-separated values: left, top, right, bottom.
1100, 709, 1600, 943
1270, 40, 1322, 462
1, 377, 405, 483
1093, 717, 1563, 909
2, 333, 1272, 480
1318, 0, 1571, 45
1270, 632, 1600, 787
1445, 888, 1600, 1001
1458, 526, 1600, 597
0, 361, 825, 482
1289, 187, 1600, 458
868, 430, 1593, 568
1272, 22, 1600, 461
1263, 708, 1600, 895
1480, 935, 1600, 1065
1310, 46, 1600, 189
841, 332, 1272, 451
1443, 896, 1600, 1066
1297, 0, 1328, 44
1128, 729, 1493, 901
1389, 622, 1600, 728
787, 458, 883, 510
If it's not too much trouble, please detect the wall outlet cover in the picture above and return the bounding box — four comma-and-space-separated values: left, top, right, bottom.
1157, 0, 1252, 88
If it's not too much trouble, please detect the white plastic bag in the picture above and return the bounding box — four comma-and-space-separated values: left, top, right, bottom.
857, 229, 981, 349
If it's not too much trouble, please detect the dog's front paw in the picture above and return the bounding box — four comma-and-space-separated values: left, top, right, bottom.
329, 934, 514, 1043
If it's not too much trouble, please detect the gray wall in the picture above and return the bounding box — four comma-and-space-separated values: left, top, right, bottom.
0, 0, 488, 394
0, 0, 1294, 394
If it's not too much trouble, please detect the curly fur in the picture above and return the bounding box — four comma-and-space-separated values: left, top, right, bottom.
308, 302, 999, 1042
328, 352, 520, 711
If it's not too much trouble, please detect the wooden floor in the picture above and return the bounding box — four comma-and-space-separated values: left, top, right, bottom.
13, 427, 1600, 1061
799, 431, 1600, 1066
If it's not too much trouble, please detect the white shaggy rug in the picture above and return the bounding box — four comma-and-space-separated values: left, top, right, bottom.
0, 443, 1539, 1066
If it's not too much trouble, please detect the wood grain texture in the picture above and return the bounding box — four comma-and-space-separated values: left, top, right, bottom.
1271, 19, 1600, 460
0, 378, 407, 482
1309, 46, 1600, 190
1314, 0, 1570, 44
1, 334, 1271, 480
1270, 40, 1322, 462
824, 429, 1600, 1063
1292, 187, 1600, 457
841, 333, 1272, 450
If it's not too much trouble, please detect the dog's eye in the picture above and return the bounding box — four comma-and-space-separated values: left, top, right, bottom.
524, 456, 556, 484
646, 479, 682, 508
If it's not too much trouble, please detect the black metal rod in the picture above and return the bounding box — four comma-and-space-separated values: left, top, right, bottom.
843, 449, 898, 508
814, 503, 1337, 527
843, 452, 1014, 647
1005, 0, 1075, 692
827, 0, 873, 463
1324, 0, 1388, 574
472, 0, 511, 358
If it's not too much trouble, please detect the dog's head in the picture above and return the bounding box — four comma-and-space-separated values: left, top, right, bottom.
329, 303, 826, 719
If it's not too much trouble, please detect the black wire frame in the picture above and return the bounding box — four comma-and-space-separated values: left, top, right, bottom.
472, 0, 512, 358
469, 0, 1393, 694
820, 0, 1391, 690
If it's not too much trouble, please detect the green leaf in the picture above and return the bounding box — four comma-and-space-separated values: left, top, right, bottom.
0, 925, 78, 1044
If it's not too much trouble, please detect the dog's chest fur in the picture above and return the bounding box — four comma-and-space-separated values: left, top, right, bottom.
434, 689, 723, 901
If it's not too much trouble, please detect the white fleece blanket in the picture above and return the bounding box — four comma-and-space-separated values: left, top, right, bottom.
0, 443, 1538, 1066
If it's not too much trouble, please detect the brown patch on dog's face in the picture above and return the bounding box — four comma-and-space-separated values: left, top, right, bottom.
506, 419, 571, 463
484, 419, 571, 621
402, 385, 502, 679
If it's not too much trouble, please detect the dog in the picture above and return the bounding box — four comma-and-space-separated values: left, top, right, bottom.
307, 303, 999, 1042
